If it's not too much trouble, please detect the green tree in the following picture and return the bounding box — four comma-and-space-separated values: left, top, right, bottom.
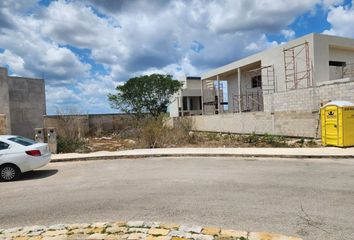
108, 74, 183, 118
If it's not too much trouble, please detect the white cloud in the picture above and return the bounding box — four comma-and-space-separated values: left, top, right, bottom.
0, 0, 348, 113
245, 34, 279, 52
42, 1, 127, 56
77, 76, 118, 97
206, 0, 319, 34
321, 0, 345, 8
46, 86, 80, 103
0, 0, 37, 13
89, 0, 324, 72
281, 29, 296, 40
0, 4, 90, 82
323, 1, 354, 38
0, 50, 26, 75
133, 56, 199, 81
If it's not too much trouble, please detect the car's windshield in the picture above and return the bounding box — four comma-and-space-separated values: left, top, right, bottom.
8, 136, 37, 146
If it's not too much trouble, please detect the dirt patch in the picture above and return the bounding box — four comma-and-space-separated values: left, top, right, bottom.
80, 132, 320, 153
57, 116, 321, 153
83, 136, 137, 152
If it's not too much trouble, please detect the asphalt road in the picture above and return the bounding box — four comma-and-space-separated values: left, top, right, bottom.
1, 157, 354, 240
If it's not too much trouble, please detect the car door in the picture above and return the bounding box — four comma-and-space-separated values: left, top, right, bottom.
0, 141, 11, 164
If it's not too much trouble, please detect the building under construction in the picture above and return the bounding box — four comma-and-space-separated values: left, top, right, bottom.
188, 33, 354, 137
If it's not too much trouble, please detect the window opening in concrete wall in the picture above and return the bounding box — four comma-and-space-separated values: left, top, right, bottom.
248, 65, 275, 94
251, 75, 262, 88
329, 61, 346, 67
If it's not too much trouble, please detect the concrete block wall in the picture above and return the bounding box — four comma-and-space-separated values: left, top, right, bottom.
44, 113, 133, 137
191, 78, 354, 138
272, 112, 319, 137
0, 68, 11, 134
8, 76, 46, 138
263, 89, 315, 113
263, 78, 354, 114
317, 79, 354, 103
190, 111, 318, 138
44, 115, 90, 138
88, 114, 133, 135
190, 112, 273, 134
263, 87, 320, 113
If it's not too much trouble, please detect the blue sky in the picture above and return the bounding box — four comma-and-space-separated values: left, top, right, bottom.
0, 0, 354, 114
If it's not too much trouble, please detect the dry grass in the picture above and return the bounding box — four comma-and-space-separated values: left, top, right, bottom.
81, 117, 320, 152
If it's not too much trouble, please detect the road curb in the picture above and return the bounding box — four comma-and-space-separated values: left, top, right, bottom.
50, 153, 354, 163
0, 221, 303, 240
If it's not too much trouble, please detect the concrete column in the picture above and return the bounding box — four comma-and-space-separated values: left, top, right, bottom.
177, 95, 180, 117
187, 96, 191, 111
217, 75, 221, 114
181, 93, 184, 117
238, 68, 242, 113
201, 79, 204, 115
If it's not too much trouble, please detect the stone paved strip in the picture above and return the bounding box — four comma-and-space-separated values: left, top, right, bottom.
0, 221, 302, 240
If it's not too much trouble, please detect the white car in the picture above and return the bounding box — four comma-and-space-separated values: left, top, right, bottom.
0, 135, 51, 181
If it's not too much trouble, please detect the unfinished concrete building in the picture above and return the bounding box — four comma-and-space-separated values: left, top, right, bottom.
190, 33, 354, 137
0, 67, 46, 138
170, 76, 202, 117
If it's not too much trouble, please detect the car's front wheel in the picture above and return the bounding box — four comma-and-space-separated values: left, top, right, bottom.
0, 164, 21, 181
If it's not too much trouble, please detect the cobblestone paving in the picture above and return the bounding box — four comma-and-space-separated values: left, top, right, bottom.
0, 221, 302, 240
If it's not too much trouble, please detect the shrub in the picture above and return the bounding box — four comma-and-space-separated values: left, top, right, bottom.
262, 133, 275, 144
138, 116, 165, 148
137, 115, 194, 148
261, 133, 288, 147
297, 137, 305, 147
57, 136, 85, 153
246, 132, 260, 143
242, 132, 288, 147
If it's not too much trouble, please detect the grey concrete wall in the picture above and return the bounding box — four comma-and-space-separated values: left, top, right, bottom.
0, 68, 11, 134
44, 113, 133, 137
8, 76, 45, 138
191, 79, 354, 138
189, 111, 318, 138
0, 114, 7, 134
44, 115, 89, 138
88, 114, 133, 135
